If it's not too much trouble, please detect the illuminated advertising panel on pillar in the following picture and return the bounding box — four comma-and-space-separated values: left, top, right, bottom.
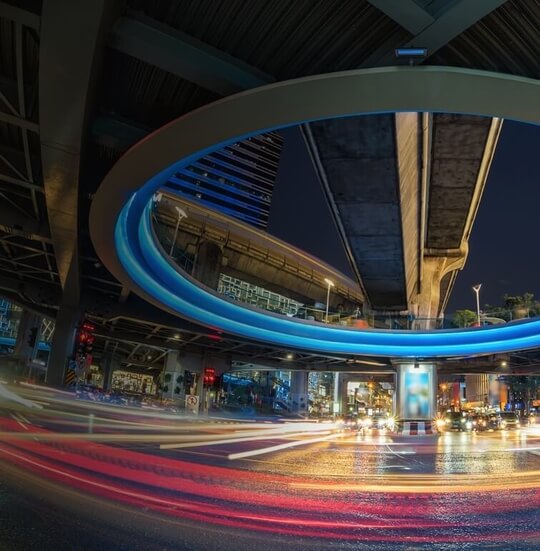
397, 364, 436, 421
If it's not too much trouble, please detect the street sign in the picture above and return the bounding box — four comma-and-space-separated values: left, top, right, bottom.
185, 394, 199, 414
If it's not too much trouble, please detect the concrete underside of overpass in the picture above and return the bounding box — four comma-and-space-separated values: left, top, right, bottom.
304, 113, 501, 316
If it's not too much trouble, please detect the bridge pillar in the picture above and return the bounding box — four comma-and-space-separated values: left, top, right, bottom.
163, 353, 219, 413
333, 372, 342, 416
101, 354, 120, 392
288, 370, 308, 414
413, 254, 466, 329
192, 240, 222, 290
46, 305, 79, 387
395, 363, 437, 421
160, 350, 185, 403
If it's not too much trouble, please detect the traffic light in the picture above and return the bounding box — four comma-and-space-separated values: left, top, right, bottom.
184, 371, 194, 388
74, 321, 96, 363
27, 327, 38, 348
203, 367, 215, 388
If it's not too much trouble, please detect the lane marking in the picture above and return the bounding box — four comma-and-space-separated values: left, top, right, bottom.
228, 433, 344, 460
17, 412, 31, 424
10, 412, 28, 431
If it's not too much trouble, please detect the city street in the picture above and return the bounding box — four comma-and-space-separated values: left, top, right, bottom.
3, 5, 540, 549
1, 383, 539, 550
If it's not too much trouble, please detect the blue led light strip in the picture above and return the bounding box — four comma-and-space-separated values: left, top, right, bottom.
114, 194, 540, 358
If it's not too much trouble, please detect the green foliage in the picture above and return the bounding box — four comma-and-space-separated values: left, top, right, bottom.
483, 292, 540, 320
453, 309, 477, 328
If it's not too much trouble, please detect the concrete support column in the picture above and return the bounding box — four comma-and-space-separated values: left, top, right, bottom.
192, 240, 222, 290
333, 372, 342, 416
161, 350, 184, 402
288, 370, 308, 414
101, 354, 119, 391
412, 255, 465, 329
412, 257, 446, 329
165, 350, 179, 371
396, 363, 437, 421
172, 353, 203, 413
46, 305, 79, 387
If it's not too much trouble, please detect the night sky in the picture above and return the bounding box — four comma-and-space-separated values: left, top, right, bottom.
268, 121, 540, 313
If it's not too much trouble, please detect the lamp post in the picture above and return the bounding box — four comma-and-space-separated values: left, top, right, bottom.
472, 284, 482, 326
324, 278, 334, 323
169, 206, 187, 257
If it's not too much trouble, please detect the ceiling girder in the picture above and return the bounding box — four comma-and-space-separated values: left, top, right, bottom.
109, 14, 274, 96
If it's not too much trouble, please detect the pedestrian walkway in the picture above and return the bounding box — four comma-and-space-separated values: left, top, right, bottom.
399, 421, 434, 435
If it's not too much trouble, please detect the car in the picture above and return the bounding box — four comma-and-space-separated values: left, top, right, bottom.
358, 415, 374, 430
370, 414, 396, 431
470, 414, 488, 431
481, 414, 501, 430
342, 414, 360, 430
443, 411, 469, 431
75, 384, 101, 401
499, 412, 521, 430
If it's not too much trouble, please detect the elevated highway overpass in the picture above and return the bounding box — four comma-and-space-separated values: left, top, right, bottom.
304, 113, 502, 318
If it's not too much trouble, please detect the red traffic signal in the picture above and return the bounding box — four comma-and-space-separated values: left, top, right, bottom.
75, 320, 96, 359
203, 367, 215, 387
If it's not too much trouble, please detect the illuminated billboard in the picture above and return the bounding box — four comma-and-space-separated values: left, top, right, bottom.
398, 364, 434, 420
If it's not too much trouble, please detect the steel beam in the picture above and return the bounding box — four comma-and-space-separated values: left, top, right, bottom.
110, 14, 274, 95
0, 1, 40, 30
367, 0, 434, 34
0, 204, 51, 243
0, 175, 43, 194
0, 273, 60, 313
405, 0, 508, 58
368, 0, 508, 65
0, 111, 38, 133
92, 115, 149, 153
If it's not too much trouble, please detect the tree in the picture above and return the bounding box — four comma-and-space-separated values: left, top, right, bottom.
453, 309, 477, 328
503, 293, 537, 319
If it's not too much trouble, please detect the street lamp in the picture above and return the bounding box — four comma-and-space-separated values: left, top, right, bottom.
324, 278, 334, 323
472, 284, 482, 326
169, 206, 188, 257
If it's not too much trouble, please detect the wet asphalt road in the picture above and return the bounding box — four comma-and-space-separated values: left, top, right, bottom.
1, 385, 539, 550
1, 467, 538, 551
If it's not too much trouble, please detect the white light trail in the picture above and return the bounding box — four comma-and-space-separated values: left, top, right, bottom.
160, 430, 332, 450
228, 433, 344, 460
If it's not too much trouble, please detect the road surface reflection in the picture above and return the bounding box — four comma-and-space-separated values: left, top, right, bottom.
1, 382, 539, 550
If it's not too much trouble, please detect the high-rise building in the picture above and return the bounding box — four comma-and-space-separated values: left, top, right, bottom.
165, 131, 284, 229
